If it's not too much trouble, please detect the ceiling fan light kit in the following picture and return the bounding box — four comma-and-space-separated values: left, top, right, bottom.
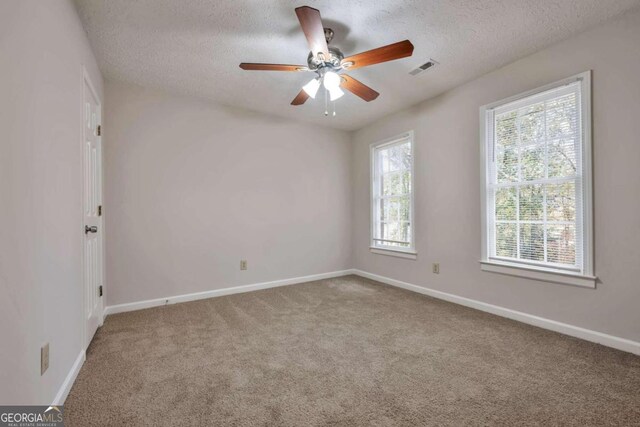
239, 6, 415, 116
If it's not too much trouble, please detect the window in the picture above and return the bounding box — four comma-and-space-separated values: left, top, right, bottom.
370, 132, 415, 259
480, 72, 595, 287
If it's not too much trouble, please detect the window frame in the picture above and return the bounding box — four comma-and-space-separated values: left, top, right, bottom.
479, 71, 595, 288
370, 131, 416, 259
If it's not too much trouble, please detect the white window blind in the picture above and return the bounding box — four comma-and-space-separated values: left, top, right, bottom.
483, 75, 592, 278
371, 133, 414, 253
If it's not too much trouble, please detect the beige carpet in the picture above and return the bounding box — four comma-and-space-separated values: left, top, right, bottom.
65, 275, 640, 426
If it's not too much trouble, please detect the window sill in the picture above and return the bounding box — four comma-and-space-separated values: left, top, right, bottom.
370, 247, 417, 260
480, 260, 596, 288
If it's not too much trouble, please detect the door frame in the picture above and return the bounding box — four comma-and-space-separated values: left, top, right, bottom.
81, 67, 105, 350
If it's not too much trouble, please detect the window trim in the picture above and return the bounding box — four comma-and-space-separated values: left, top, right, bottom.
479, 71, 595, 288
370, 131, 416, 258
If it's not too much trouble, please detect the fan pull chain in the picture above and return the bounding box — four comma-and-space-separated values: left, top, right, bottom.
332, 100, 336, 117
324, 88, 328, 116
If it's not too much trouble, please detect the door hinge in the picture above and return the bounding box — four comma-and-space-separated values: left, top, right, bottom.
98, 205, 102, 216
96, 125, 101, 136
99, 285, 103, 297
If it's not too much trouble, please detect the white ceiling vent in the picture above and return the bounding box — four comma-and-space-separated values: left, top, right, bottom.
409, 59, 439, 76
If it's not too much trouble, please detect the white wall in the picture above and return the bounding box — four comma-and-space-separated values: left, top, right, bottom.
104, 81, 352, 306
351, 11, 640, 343
0, 1, 103, 404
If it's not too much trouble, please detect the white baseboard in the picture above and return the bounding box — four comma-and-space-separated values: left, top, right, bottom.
352, 269, 640, 356
104, 269, 354, 316
52, 350, 85, 405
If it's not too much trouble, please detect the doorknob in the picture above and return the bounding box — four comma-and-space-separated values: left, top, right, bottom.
85, 225, 98, 234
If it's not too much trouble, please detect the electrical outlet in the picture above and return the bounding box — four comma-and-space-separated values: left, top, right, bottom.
240, 260, 247, 270
41, 343, 49, 375
432, 263, 440, 274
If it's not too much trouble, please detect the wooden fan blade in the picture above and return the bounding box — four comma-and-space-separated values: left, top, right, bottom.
239, 63, 307, 71
342, 40, 414, 70
340, 74, 380, 102
291, 89, 310, 106
295, 6, 330, 59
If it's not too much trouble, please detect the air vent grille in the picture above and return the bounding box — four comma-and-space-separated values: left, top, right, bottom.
409, 59, 439, 76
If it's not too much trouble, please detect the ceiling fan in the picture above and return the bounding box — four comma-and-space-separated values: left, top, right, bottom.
239, 6, 414, 114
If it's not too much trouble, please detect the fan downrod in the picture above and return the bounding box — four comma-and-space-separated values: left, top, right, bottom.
324, 28, 334, 44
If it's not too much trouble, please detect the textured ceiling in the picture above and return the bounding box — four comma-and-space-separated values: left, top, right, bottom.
74, 0, 640, 131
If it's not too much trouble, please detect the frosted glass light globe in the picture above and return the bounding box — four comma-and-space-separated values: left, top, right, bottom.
329, 87, 344, 101
302, 78, 320, 98
323, 71, 341, 91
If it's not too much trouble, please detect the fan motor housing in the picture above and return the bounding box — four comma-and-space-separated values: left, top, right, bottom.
307, 47, 344, 71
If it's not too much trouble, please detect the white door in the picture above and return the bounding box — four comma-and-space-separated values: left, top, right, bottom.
83, 73, 103, 348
